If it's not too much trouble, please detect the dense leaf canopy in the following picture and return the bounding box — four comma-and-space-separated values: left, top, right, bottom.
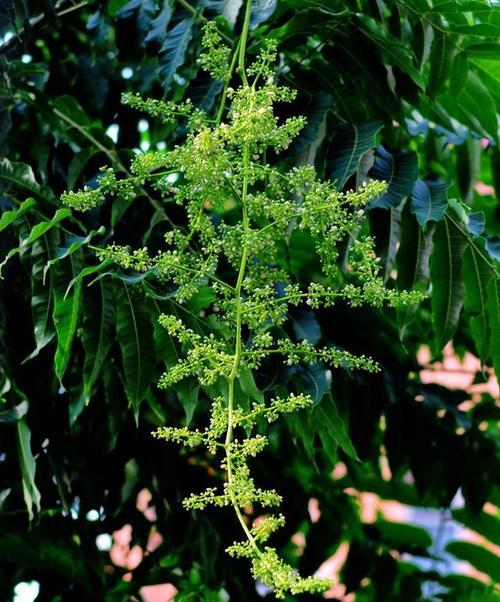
0, 1, 499, 601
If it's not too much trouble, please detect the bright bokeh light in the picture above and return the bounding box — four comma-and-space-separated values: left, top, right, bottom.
14, 581, 40, 602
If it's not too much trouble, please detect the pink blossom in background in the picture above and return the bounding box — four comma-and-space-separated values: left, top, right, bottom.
474, 182, 495, 196
418, 343, 499, 399
139, 583, 178, 602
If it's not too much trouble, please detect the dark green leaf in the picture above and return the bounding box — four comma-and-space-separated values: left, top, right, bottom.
446, 541, 500, 582
239, 365, 264, 403
0, 197, 37, 232
312, 394, 359, 461
462, 243, 492, 361
411, 179, 449, 227
369, 146, 418, 209
116, 285, 156, 417
486, 278, 500, 382
53, 252, 84, 383
159, 18, 193, 94
430, 217, 468, 349
327, 121, 383, 190
81, 279, 115, 405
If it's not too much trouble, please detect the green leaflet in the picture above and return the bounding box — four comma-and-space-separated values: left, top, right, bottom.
25, 231, 59, 361
16, 418, 41, 522
430, 217, 468, 351
358, 16, 425, 89
0, 197, 37, 232
326, 121, 383, 190
396, 205, 433, 333
0, 207, 71, 274
486, 278, 500, 382
81, 279, 115, 405
441, 70, 498, 143
43, 226, 106, 280
116, 284, 156, 419
462, 244, 493, 362
0, 158, 54, 201
311, 394, 359, 462
428, 33, 457, 96
53, 251, 84, 384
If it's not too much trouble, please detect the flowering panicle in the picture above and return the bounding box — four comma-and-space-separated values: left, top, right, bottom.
61, 22, 424, 598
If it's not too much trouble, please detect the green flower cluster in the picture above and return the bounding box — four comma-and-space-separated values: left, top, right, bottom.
61, 14, 424, 598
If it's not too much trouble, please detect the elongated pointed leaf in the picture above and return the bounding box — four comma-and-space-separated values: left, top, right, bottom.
53, 252, 84, 383
0, 158, 54, 200
462, 244, 492, 361
159, 18, 193, 94
411, 179, 449, 227
82, 279, 115, 404
358, 16, 425, 89
430, 217, 467, 350
116, 285, 156, 417
44, 226, 105, 279
0, 208, 71, 274
428, 34, 457, 96
0, 198, 37, 232
327, 121, 383, 190
25, 231, 59, 361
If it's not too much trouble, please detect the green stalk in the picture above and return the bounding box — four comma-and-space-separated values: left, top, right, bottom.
224, 142, 261, 555
238, 0, 253, 86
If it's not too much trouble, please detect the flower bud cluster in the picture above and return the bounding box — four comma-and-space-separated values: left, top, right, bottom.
63, 29, 426, 598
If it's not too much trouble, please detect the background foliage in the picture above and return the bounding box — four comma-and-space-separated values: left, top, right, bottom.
0, 0, 499, 600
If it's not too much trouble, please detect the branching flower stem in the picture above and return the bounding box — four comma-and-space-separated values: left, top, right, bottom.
222, 0, 267, 555
225, 142, 262, 554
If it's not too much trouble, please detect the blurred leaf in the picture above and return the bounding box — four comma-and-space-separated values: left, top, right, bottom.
16, 418, 41, 522
250, 0, 277, 29
462, 242, 493, 361
0, 400, 28, 423
446, 541, 500, 582
486, 278, 500, 381
452, 508, 500, 547
376, 519, 432, 550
